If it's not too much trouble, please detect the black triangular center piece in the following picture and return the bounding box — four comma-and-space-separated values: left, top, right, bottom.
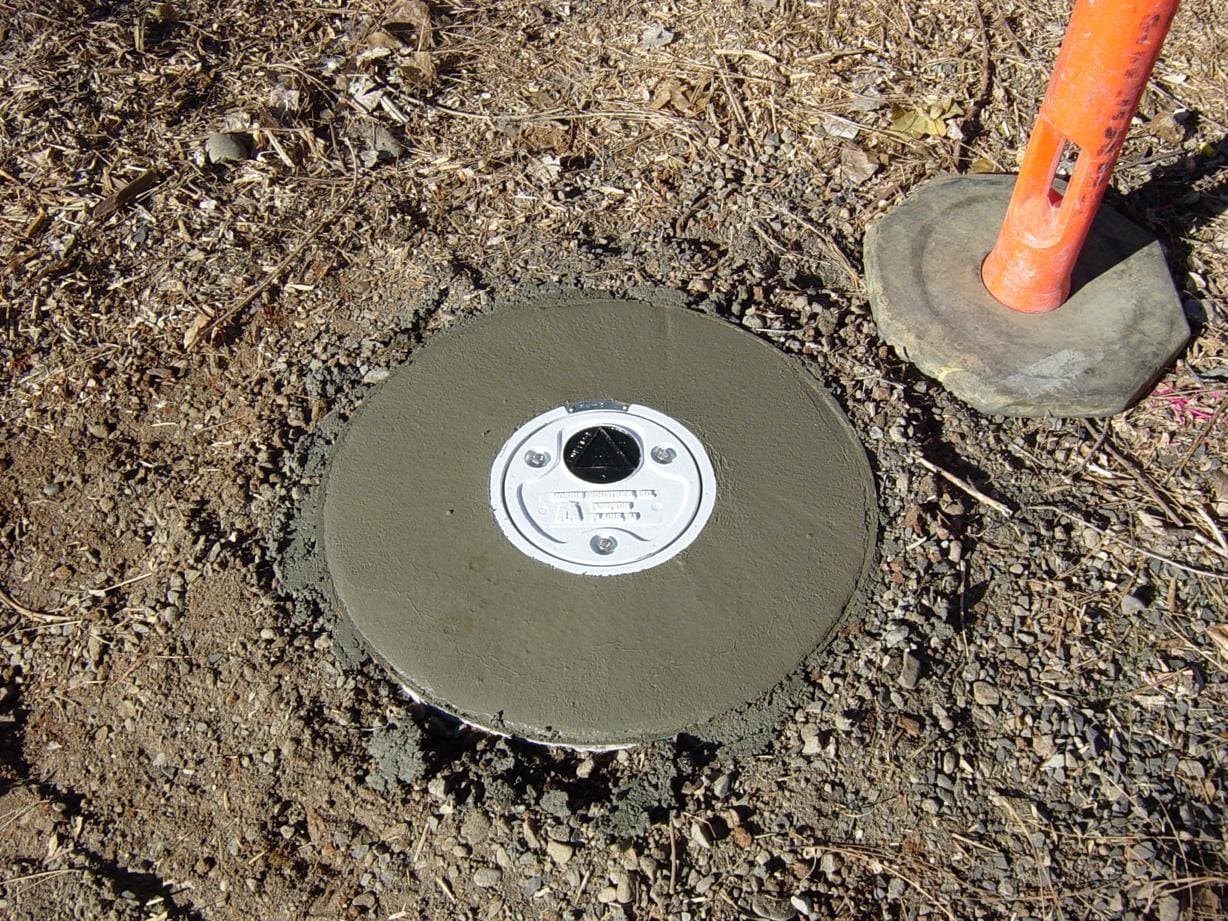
575, 427, 632, 469
564, 425, 641, 484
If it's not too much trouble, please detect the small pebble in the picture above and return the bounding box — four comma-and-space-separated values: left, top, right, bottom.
472, 867, 502, 888
750, 895, 794, 921
884, 624, 910, 647
370, 124, 403, 161
899, 650, 923, 690
1155, 896, 1180, 921
972, 681, 1000, 706
690, 820, 715, 849
205, 131, 250, 164
615, 873, 633, 904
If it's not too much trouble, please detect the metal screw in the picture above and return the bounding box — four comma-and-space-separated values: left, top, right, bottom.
524, 450, 550, 468
651, 445, 676, 464
591, 535, 618, 555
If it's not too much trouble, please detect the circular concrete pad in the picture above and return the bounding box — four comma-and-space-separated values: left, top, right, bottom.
321, 297, 876, 748
864, 174, 1190, 417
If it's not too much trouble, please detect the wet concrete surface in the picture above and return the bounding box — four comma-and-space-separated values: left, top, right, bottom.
283, 294, 877, 748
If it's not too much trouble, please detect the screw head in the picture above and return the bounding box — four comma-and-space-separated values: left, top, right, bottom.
591, 535, 618, 555
651, 445, 676, 464
524, 450, 550, 468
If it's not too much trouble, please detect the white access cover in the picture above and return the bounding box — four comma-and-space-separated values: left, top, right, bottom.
489, 402, 716, 575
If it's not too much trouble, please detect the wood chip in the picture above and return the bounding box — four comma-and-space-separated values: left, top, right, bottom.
91, 168, 162, 223
1209, 624, 1228, 658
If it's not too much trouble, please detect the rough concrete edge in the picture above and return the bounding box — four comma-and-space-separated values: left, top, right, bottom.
269, 403, 370, 670
270, 285, 881, 831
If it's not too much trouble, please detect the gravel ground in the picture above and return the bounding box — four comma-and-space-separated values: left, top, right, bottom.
2, 1, 1227, 919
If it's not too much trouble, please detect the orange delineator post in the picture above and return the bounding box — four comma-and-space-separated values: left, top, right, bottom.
981, 0, 1181, 314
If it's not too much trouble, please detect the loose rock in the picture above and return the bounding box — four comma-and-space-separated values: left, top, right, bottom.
205, 131, 249, 164
899, 650, 923, 689
472, 867, 502, 888
972, 681, 1000, 706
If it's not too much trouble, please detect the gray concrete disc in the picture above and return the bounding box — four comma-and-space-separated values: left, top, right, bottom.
864, 174, 1190, 417
321, 296, 876, 748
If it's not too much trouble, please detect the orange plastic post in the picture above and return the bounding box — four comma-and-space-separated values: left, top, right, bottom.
981, 0, 1181, 313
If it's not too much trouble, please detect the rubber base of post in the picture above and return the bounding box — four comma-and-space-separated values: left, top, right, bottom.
864, 174, 1190, 417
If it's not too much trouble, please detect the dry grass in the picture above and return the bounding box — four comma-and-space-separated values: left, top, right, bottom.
2, 0, 1225, 348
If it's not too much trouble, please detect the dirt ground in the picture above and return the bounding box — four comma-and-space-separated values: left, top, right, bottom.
2, 1, 1227, 919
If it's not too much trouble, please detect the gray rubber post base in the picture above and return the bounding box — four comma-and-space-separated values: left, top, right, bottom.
864, 174, 1190, 417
